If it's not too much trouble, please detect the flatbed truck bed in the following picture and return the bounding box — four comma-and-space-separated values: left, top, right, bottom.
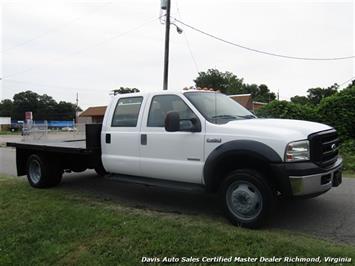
6, 124, 104, 176
7, 140, 89, 153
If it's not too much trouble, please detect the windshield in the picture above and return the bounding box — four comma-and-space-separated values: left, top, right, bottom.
184, 92, 256, 124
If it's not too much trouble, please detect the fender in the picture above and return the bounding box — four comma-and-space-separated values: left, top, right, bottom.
203, 140, 283, 191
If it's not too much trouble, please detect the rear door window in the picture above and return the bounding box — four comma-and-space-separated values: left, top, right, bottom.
111, 97, 143, 127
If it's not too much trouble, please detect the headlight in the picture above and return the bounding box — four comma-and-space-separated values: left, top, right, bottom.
285, 140, 310, 162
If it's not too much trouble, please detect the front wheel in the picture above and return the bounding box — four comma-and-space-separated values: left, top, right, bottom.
26, 154, 62, 188
220, 169, 275, 228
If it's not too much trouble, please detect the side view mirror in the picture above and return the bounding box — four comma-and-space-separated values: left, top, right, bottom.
190, 117, 201, 132
165, 112, 202, 132
165, 111, 180, 132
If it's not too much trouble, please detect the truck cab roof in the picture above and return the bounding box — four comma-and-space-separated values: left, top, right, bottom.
112, 89, 218, 98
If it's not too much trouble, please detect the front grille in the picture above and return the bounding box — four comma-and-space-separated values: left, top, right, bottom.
308, 129, 340, 168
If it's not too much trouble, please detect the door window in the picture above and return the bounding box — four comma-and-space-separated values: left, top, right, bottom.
111, 97, 143, 127
147, 95, 197, 128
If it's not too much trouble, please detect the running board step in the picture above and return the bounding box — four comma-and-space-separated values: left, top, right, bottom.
107, 174, 205, 192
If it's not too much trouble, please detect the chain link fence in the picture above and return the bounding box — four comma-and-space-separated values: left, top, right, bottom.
22, 122, 86, 142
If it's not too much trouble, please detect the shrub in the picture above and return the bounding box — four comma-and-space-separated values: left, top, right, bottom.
255, 100, 319, 121
340, 139, 355, 173
317, 86, 355, 139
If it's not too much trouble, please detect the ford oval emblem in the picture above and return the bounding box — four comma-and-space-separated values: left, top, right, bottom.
331, 144, 337, 150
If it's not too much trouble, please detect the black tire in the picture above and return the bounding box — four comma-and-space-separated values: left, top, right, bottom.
220, 169, 276, 229
26, 154, 63, 188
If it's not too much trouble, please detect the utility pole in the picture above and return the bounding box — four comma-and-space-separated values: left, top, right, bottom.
162, 0, 171, 90
75, 92, 79, 124
75, 92, 79, 110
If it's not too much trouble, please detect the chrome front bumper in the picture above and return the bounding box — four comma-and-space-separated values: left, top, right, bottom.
289, 164, 342, 196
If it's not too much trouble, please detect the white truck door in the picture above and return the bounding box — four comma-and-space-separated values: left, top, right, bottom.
101, 96, 145, 176
139, 94, 205, 184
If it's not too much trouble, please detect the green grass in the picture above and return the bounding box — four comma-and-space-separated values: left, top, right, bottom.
0, 131, 20, 135
0, 176, 354, 266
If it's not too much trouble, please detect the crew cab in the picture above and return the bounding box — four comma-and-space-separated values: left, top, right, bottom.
7, 90, 343, 228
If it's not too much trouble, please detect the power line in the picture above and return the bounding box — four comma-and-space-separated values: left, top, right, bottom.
338, 76, 355, 87
1, 3, 112, 54
174, 18, 355, 61
175, 3, 199, 73
1, 16, 160, 80
182, 31, 199, 72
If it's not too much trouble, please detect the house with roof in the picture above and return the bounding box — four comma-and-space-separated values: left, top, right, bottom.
78, 106, 106, 124
229, 94, 266, 112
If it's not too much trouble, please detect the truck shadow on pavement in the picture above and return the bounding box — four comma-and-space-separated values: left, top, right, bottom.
59, 171, 222, 217
58, 171, 355, 245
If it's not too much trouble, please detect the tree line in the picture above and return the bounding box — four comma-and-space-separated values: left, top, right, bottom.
0, 91, 81, 121
186, 68, 353, 140
190, 68, 354, 141
193, 69, 276, 102
256, 82, 355, 140
1, 69, 353, 139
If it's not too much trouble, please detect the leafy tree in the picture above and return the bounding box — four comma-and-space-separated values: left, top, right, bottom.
289, 83, 338, 106
37, 94, 57, 120
2, 90, 80, 121
290, 95, 309, 105
54, 101, 78, 120
194, 69, 275, 102
12, 90, 40, 120
317, 85, 355, 139
0, 99, 14, 117
307, 84, 338, 105
243, 84, 276, 102
255, 100, 319, 121
113, 87, 140, 95
256, 83, 355, 141
194, 69, 243, 94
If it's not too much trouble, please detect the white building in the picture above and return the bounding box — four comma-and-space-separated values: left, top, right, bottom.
0, 117, 11, 131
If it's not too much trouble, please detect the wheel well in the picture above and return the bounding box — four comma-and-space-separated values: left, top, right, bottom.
204, 154, 277, 193
16, 148, 100, 176
17, 150, 55, 176
16, 149, 32, 176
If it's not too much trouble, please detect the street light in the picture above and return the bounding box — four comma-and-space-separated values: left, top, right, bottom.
171, 22, 183, 34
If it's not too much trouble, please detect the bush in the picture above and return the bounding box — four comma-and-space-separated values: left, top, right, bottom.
340, 139, 355, 174
255, 100, 319, 121
256, 85, 355, 141
254, 86, 355, 175
317, 86, 355, 139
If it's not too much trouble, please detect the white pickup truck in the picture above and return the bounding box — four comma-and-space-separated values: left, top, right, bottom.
7, 90, 343, 228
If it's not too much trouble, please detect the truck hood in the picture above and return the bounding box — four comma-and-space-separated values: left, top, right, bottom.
217, 118, 332, 141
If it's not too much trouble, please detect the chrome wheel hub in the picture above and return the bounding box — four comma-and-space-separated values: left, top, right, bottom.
226, 181, 262, 221
29, 160, 41, 184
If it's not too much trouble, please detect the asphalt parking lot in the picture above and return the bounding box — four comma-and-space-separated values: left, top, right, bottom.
0, 145, 354, 245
